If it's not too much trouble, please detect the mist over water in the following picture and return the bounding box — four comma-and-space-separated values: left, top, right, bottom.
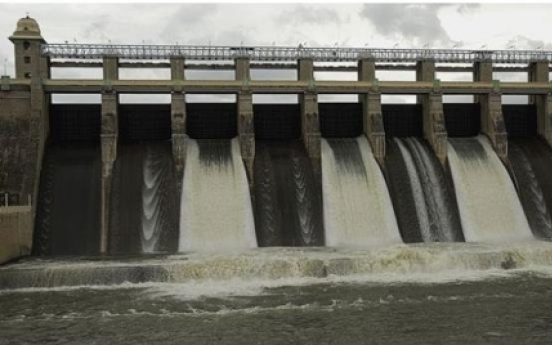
179, 139, 257, 252
448, 136, 533, 243
321, 136, 401, 247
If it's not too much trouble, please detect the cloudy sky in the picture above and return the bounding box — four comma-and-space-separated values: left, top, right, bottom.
1, 2, 551, 103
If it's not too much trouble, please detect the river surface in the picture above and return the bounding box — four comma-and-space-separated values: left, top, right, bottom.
1, 246, 552, 344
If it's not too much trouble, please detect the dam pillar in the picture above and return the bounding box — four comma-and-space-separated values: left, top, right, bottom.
416, 60, 447, 163
424, 90, 447, 165
171, 91, 187, 190
481, 83, 508, 160
100, 92, 118, 254
170, 57, 187, 190
100, 55, 119, 254
235, 57, 255, 185
416, 60, 435, 103
473, 61, 493, 103
474, 60, 507, 158
529, 61, 552, 146
358, 59, 385, 164
298, 58, 321, 173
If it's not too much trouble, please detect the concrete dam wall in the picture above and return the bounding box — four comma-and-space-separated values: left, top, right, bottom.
3, 15, 552, 264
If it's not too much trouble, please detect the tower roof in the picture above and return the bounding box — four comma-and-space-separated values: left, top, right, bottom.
9, 16, 45, 41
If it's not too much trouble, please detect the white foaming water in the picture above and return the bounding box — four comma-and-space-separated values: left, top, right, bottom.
321, 136, 402, 247
141, 146, 163, 253
4, 243, 552, 299
179, 139, 257, 252
448, 136, 533, 242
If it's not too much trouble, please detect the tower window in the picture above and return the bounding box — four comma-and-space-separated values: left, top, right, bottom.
24, 72, 31, 79
24, 56, 31, 64
23, 41, 30, 50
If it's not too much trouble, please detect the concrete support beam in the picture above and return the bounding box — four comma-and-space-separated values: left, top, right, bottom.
358, 58, 376, 83
301, 91, 321, 170
416, 60, 447, 163
536, 93, 552, 147
423, 92, 448, 164
171, 92, 187, 190
100, 92, 118, 254
361, 92, 385, 164
529, 61, 552, 147
416, 60, 435, 103
481, 87, 508, 160
235, 58, 251, 81
234, 58, 254, 185
474, 61, 493, 103
298, 58, 314, 82
298, 58, 320, 169
103, 56, 119, 81
357, 59, 385, 163
238, 91, 255, 185
170, 57, 185, 81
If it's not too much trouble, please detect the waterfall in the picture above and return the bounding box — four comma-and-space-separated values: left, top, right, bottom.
109, 142, 179, 254
253, 140, 323, 247
385, 137, 464, 243
179, 139, 257, 252
447, 136, 533, 243
321, 136, 401, 247
508, 139, 552, 239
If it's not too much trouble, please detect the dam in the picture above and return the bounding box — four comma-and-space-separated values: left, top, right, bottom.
1, 16, 552, 272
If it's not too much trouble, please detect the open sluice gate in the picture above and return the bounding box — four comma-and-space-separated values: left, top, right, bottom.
31, 102, 552, 257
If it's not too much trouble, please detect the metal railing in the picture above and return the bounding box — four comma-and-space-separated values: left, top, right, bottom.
41, 44, 552, 64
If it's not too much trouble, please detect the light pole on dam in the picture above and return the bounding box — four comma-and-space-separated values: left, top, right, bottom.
1, 15, 552, 262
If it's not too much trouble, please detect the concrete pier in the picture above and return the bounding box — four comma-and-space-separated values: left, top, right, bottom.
529, 61, 552, 147
170, 56, 187, 190
100, 92, 118, 254
235, 58, 255, 184
298, 58, 321, 172
358, 59, 385, 164
171, 92, 187, 190
416, 60, 447, 164
474, 61, 508, 160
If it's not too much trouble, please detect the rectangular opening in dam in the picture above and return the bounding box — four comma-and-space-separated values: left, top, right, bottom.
382, 101, 423, 138
187, 97, 237, 139
119, 94, 170, 104
119, 104, 171, 141
381, 95, 416, 104
252, 94, 298, 104
49, 104, 101, 142
318, 95, 358, 103
186, 62, 234, 80
50, 66, 103, 80
254, 103, 301, 139
186, 94, 236, 103
376, 70, 416, 81
443, 103, 481, 137
443, 95, 474, 103
314, 61, 357, 81
51, 94, 101, 104
319, 102, 362, 138
119, 60, 170, 80
251, 64, 297, 80
495, 70, 529, 104
503, 104, 537, 138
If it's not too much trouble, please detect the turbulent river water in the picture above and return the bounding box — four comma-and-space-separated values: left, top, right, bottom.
2, 245, 552, 344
